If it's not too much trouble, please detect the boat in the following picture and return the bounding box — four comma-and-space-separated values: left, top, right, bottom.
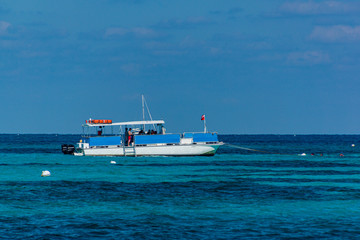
62, 96, 223, 157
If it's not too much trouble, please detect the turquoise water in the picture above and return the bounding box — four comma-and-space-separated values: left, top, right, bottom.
1, 134, 360, 239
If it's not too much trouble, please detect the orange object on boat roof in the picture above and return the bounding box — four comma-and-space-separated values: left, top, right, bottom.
86, 119, 112, 124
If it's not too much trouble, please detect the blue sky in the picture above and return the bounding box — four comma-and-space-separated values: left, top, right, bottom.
0, 0, 360, 134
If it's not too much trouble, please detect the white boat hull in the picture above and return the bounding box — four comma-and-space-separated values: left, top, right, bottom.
82, 143, 222, 157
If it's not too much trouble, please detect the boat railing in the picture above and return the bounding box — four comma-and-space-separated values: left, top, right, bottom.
182, 132, 217, 136
81, 134, 122, 138
82, 131, 219, 146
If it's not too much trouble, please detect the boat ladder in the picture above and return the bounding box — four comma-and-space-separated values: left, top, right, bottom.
124, 146, 136, 156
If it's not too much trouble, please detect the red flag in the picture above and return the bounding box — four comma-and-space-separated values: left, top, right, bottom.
201, 115, 205, 121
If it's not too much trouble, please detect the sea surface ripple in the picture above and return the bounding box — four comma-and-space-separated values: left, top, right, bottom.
0, 134, 359, 239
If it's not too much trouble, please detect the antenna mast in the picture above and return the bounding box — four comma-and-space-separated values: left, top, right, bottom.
142, 94, 145, 130
141, 95, 156, 129
142, 95, 155, 129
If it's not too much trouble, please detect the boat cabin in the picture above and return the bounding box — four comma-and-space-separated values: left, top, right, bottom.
79, 119, 219, 149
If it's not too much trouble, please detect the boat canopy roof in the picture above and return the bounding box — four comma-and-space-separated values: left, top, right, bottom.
84, 120, 165, 127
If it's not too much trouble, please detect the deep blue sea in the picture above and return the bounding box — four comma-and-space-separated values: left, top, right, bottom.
1, 134, 360, 239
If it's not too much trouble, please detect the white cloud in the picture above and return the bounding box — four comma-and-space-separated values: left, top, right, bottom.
287, 51, 330, 65
310, 25, 360, 42
0, 21, 11, 35
280, 1, 360, 15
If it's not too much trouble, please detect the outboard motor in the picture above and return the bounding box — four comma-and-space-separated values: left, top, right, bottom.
62, 144, 75, 155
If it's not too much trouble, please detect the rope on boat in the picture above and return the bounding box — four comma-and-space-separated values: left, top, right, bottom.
225, 143, 279, 154
225, 144, 344, 157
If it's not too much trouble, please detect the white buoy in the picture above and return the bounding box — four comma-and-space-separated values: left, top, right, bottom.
110, 161, 116, 164
299, 153, 306, 156
41, 170, 51, 177
352, 144, 355, 147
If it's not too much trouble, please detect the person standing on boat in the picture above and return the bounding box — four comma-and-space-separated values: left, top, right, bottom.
128, 128, 133, 146
125, 128, 128, 146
